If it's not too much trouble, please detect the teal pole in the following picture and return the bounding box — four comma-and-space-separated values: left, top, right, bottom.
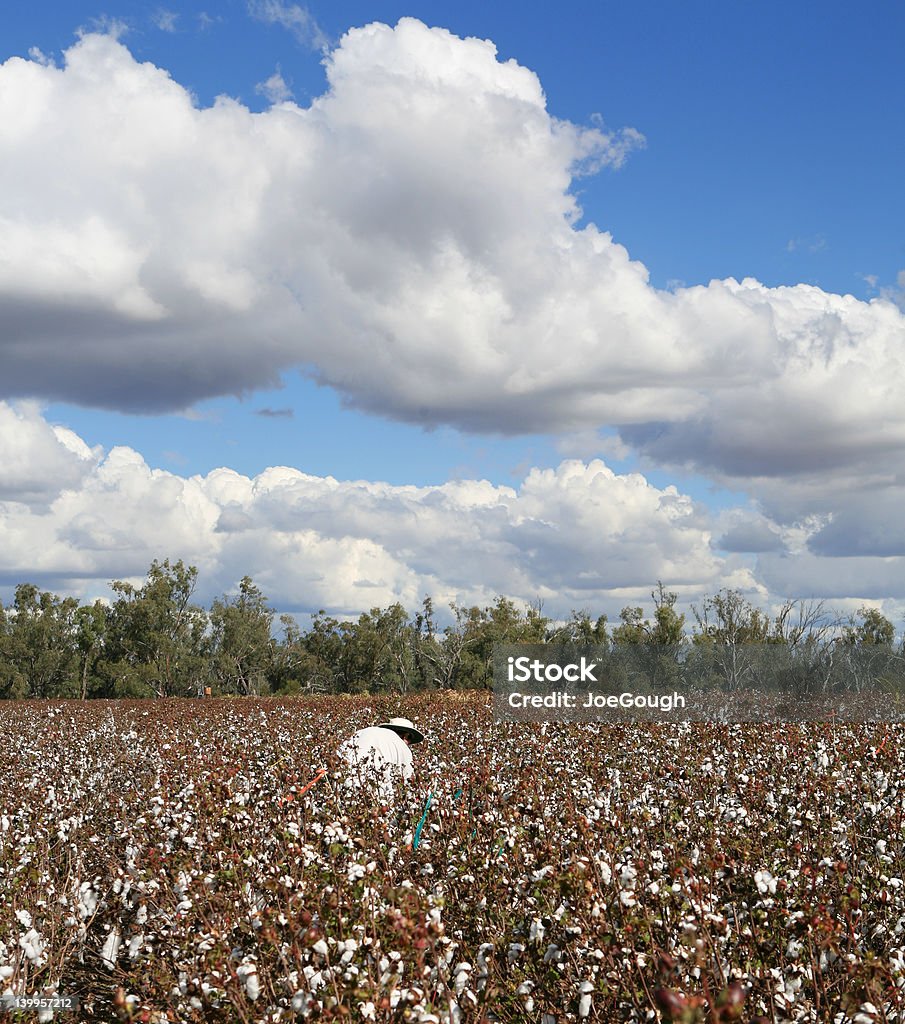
412, 792, 434, 849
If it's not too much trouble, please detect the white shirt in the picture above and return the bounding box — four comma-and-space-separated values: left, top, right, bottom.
337, 727, 413, 801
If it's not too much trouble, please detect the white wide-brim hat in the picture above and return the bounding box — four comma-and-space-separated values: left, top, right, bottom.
378, 717, 424, 743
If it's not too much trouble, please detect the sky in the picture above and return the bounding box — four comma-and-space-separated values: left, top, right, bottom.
1, 1, 904, 627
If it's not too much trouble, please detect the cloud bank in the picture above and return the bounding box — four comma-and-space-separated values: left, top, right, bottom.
2, 404, 904, 624
0, 403, 746, 618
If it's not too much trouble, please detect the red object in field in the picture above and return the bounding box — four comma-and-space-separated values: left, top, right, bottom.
297, 768, 327, 796
280, 768, 327, 805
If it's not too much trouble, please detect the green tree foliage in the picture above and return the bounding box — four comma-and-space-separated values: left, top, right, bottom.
837, 605, 900, 692
451, 597, 550, 689
208, 577, 274, 695
268, 614, 331, 695
692, 589, 770, 646
547, 609, 609, 647
0, 585, 80, 698
690, 588, 772, 690
100, 559, 208, 697
332, 604, 417, 695
842, 606, 896, 648
74, 601, 108, 699
1, 561, 902, 698
611, 583, 686, 688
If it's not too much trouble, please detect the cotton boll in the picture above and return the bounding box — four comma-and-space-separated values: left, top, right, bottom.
101, 927, 121, 969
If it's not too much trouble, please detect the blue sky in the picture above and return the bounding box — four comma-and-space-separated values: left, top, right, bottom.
1, 1, 904, 622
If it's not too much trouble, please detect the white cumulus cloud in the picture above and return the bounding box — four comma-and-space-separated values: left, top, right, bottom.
0, 402, 100, 505
0, 20, 646, 418
0, 404, 745, 618
3, 405, 904, 623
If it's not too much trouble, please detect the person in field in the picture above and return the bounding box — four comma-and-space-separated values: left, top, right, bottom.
337, 717, 424, 802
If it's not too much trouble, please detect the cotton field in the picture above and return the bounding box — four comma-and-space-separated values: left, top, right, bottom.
1, 695, 904, 1023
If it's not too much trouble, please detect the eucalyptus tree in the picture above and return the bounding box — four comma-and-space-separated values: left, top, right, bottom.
101, 559, 208, 697
0, 584, 80, 698
208, 576, 274, 695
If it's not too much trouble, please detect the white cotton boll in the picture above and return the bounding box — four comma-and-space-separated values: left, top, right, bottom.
619, 863, 637, 887
101, 927, 121, 969
244, 971, 260, 1001
754, 870, 777, 895
15, 910, 32, 928
236, 961, 260, 1000
19, 929, 46, 964
77, 884, 98, 920
578, 980, 594, 1018
292, 991, 313, 1013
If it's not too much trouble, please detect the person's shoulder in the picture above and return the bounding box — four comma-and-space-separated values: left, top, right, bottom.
339, 726, 374, 749
352, 726, 384, 742
388, 732, 413, 760
370, 727, 410, 756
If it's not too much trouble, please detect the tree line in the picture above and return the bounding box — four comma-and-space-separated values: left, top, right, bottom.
0, 561, 900, 700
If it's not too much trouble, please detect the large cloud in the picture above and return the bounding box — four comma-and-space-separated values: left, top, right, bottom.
4, 23, 899, 443
0, 403, 747, 619
0, 20, 643, 415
